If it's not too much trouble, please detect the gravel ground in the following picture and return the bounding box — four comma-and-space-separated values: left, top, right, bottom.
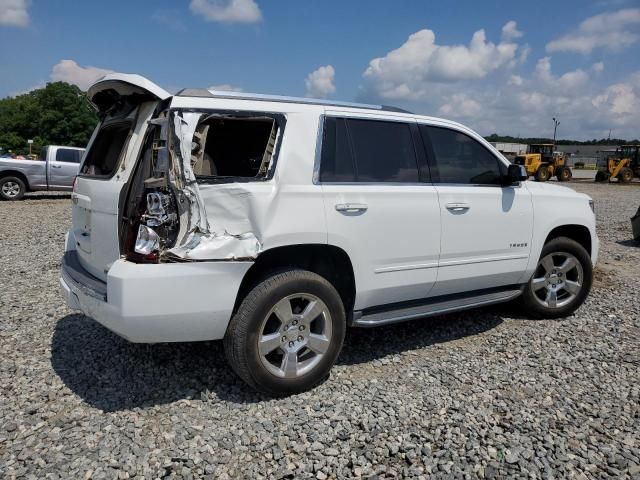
1, 185, 639, 479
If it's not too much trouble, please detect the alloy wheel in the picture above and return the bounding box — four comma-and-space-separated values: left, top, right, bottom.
2, 181, 21, 198
531, 252, 584, 308
258, 293, 332, 378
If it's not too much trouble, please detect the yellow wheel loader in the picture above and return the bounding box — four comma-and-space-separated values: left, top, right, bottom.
513, 144, 572, 182
595, 145, 640, 183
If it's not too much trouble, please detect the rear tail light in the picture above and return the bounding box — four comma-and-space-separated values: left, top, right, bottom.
72, 176, 78, 193
124, 190, 178, 264
134, 225, 160, 255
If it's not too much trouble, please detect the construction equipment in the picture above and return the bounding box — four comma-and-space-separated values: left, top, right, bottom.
513, 144, 572, 182
595, 145, 640, 183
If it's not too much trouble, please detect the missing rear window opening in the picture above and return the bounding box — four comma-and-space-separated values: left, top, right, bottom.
191, 116, 280, 181
81, 123, 131, 176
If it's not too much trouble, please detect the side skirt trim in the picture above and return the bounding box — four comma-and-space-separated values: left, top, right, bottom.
351, 285, 524, 327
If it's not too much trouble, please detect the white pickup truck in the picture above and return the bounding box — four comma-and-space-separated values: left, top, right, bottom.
0, 146, 84, 200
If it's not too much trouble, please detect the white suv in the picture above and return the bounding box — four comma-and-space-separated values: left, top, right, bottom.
60, 74, 598, 394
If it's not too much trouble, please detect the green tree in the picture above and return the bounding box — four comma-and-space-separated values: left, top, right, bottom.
0, 82, 98, 155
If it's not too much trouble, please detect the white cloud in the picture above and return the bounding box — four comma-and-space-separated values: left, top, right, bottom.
501, 21, 522, 41
438, 94, 482, 118
189, 0, 261, 24
546, 8, 640, 54
535, 57, 590, 92
0, 0, 29, 27
592, 75, 640, 117
592, 61, 604, 73
304, 65, 336, 98
362, 22, 522, 100
508, 74, 523, 86
208, 83, 244, 92
50, 60, 114, 91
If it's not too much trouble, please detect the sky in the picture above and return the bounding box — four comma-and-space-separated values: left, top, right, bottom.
1, 0, 640, 140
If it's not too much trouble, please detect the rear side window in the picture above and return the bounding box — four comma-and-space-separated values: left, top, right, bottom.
55, 148, 82, 163
319, 117, 419, 183
81, 123, 131, 176
422, 126, 505, 185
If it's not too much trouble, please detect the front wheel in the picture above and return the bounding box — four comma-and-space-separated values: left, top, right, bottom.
519, 237, 592, 318
535, 166, 549, 182
224, 269, 346, 395
0, 176, 26, 200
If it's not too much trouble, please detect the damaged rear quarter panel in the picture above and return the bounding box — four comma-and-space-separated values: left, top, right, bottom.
165, 100, 327, 261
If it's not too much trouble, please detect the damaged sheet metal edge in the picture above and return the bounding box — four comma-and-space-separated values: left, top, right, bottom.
163, 110, 262, 262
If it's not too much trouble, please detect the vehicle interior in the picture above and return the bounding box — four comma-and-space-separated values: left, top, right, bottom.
191, 116, 278, 181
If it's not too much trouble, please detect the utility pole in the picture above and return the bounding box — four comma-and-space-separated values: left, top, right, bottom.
552, 117, 560, 147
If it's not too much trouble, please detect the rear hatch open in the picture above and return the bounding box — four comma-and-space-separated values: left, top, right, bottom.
71, 74, 170, 281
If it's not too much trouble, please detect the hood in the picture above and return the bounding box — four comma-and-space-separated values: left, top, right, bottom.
525, 180, 590, 200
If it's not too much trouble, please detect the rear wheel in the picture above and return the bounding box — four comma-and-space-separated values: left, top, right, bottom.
224, 269, 346, 395
519, 237, 592, 318
618, 167, 633, 183
0, 176, 26, 201
556, 167, 572, 182
535, 166, 549, 182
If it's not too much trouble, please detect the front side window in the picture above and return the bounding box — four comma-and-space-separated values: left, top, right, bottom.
319, 117, 419, 183
56, 148, 82, 163
422, 126, 505, 185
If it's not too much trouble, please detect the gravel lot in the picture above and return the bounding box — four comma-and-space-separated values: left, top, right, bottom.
1, 184, 639, 479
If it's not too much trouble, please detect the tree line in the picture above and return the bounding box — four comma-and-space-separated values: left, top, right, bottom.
0, 82, 98, 156
484, 133, 639, 146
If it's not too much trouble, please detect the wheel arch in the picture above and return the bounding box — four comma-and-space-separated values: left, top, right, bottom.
544, 224, 592, 257
0, 170, 30, 190
234, 243, 356, 319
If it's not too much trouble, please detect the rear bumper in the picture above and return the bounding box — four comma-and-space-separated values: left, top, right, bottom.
60, 248, 252, 343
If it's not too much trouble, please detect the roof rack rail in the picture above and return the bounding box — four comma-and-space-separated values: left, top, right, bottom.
174, 88, 413, 114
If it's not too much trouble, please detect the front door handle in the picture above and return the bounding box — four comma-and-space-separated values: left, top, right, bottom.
335, 203, 368, 213
51, 165, 62, 169
445, 202, 470, 212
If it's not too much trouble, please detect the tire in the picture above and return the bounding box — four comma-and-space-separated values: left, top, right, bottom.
618, 167, 633, 183
594, 170, 609, 182
518, 237, 592, 319
535, 166, 549, 182
224, 269, 346, 395
556, 167, 572, 182
0, 176, 26, 200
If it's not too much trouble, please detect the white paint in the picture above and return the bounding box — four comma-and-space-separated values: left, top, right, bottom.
62, 74, 599, 343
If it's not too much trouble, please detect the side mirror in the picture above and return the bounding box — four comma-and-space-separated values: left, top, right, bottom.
505, 164, 528, 185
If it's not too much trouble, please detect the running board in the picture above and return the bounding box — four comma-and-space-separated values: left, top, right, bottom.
351, 287, 523, 327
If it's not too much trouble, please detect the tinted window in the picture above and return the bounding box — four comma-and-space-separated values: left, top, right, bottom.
319, 117, 356, 182
423, 126, 504, 184
81, 123, 130, 176
56, 148, 82, 163
348, 119, 419, 182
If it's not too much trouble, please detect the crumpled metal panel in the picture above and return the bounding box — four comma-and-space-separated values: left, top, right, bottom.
164, 111, 262, 261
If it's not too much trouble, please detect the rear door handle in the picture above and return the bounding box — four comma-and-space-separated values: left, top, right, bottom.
51, 165, 62, 169
445, 202, 470, 212
335, 203, 368, 213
